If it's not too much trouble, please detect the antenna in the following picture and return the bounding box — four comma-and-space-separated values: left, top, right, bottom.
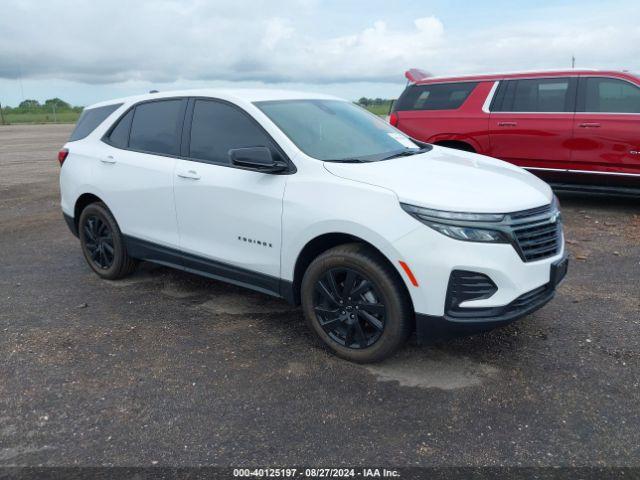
17, 61, 25, 100
571, 55, 575, 69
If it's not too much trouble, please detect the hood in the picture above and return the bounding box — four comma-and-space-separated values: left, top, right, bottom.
323, 146, 552, 213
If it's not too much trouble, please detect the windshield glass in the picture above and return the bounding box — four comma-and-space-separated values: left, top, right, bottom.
254, 99, 421, 162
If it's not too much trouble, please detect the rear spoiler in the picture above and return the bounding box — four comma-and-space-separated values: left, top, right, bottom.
404, 68, 432, 84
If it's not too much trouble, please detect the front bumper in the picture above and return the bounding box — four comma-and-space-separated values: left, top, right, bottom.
393, 219, 566, 315
416, 256, 568, 341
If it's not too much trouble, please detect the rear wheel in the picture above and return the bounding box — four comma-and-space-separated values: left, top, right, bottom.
79, 202, 137, 280
301, 243, 413, 363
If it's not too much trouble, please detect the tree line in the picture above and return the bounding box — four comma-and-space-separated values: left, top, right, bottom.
356, 97, 393, 107
1, 98, 83, 114
3, 96, 391, 112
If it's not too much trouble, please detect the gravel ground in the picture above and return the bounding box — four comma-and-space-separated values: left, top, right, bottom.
0, 124, 639, 467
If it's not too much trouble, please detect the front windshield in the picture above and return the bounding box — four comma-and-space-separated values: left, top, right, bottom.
254, 99, 421, 162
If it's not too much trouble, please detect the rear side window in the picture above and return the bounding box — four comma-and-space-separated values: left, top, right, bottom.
106, 109, 134, 148
69, 103, 122, 141
189, 100, 274, 164
394, 82, 477, 111
129, 100, 184, 156
492, 78, 574, 112
581, 77, 640, 113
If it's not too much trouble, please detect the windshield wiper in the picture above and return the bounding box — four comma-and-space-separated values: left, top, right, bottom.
326, 147, 430, 163
381, 147, 430, 160
325, 158, 369, 163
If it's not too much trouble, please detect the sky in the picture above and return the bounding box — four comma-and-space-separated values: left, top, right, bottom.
1, 0, 639, 107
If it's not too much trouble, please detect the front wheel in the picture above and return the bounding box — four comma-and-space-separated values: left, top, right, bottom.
78, 202, 137, 280
301, 243, 413, 363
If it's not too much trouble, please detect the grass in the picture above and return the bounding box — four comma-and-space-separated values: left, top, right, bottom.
1, 111, 81, 124
361, 102, 393, 116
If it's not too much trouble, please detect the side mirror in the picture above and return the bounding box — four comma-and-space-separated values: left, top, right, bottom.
229, 147, 287, 173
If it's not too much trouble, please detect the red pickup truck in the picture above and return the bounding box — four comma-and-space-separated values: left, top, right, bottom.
390, 69, 640, 196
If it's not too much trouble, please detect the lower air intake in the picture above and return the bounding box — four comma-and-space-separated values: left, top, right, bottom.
445, 270, 497, 317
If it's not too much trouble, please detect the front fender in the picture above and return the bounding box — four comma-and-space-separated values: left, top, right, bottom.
280, 173, 423, 306
284, 219, 411, 280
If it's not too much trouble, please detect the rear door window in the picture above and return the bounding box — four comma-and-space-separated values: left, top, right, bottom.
188, 99, 275, 164
492, 78, 574, 112
580, 77, 640, 113
106, 109, 134, 148
129, 99, 185, 156
69, 103, 122, 141
395, 82, 477, 111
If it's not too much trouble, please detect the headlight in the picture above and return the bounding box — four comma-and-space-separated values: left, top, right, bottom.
400, 204, 505, 223
428, 224, 505, 242
400, 203, 507, 243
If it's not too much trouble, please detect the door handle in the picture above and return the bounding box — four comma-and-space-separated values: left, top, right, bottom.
177, 169, 201, 180
579, 123, 601, 128
100, 155, 116, 164
497, 121, 517, 127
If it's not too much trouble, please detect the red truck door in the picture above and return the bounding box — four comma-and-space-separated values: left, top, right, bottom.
572, 76, 640, 178
488, 77, 577, 169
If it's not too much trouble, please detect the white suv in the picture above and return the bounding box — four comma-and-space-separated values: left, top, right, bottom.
59, 89, 568, 362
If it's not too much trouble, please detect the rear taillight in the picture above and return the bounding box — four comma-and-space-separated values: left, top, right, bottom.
389, 112, 399, 127
58, 148, 69, 166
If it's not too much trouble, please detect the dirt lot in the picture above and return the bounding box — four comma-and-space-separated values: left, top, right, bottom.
1, 124, 639, 467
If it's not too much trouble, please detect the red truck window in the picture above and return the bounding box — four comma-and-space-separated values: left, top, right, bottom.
395, 82, 477, 111
581, 77, 640, 113
492, 78, 575, 113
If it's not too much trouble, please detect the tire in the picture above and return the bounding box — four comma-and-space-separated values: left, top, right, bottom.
301, 243, 413, 363
78, 202, 137, 280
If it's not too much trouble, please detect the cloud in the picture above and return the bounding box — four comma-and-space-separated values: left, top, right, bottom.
284, 17, 445, 83
0, 0, 638, 86
262, 18, 294, 50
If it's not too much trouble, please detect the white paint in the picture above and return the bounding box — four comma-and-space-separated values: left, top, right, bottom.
60, 88, 563, 320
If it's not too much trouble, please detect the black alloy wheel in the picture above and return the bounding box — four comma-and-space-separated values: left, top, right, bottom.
313, 267, 386, 349
301, 243, 413, 363
83, 214, 115, 270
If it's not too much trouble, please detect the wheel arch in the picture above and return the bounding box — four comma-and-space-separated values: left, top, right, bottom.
289, 232, 415, 318
432, 138, 477, 153
74, 193, 106, 230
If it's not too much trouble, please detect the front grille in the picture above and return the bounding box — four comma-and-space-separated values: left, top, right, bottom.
507, 204, 561, 262
510, 203, 552, 220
